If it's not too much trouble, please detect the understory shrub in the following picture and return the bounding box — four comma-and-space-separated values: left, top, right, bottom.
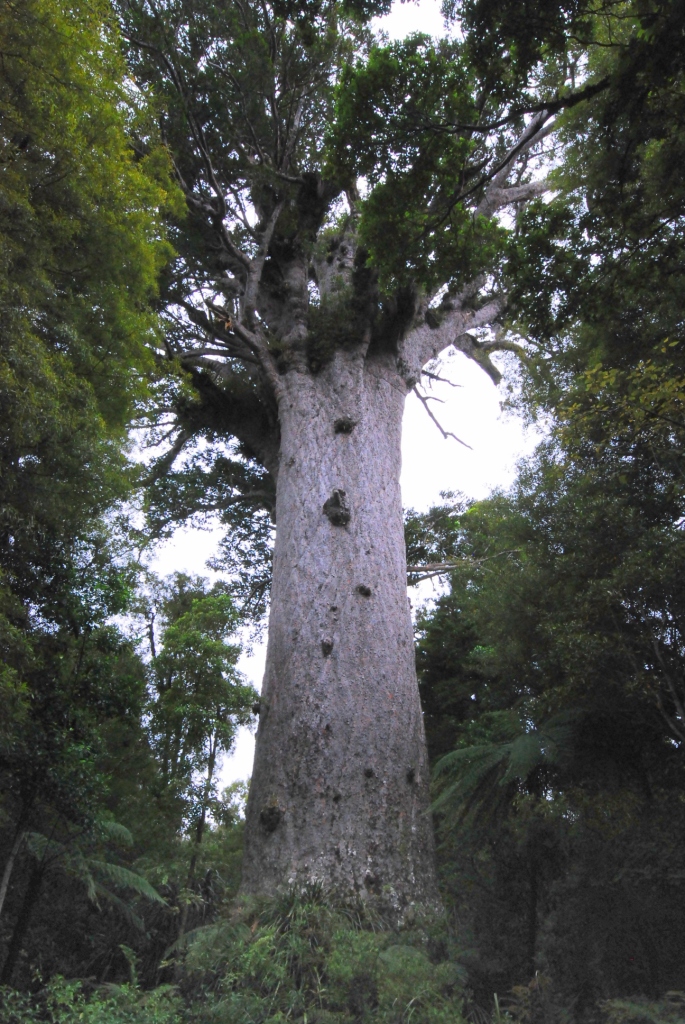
0, 890, 467, 1022
0, 976, 181, 1024
179, 883, 467, 1023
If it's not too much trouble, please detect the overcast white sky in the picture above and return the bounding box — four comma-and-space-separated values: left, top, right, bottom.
149, 0, 541, 789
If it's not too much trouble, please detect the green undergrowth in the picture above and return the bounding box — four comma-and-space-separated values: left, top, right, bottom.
0, 885, 468, 1024
0, 977, 181, 1024
180, 883, 467, 1023
599, 995, 685, 1024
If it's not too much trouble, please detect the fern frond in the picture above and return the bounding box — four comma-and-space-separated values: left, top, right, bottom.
96, 820, 134, 847
67, 850, 99, 903
88, 860, 165, 903
502, 732, 545, 784
25, 831, 65, 864
94, 884, 145, 931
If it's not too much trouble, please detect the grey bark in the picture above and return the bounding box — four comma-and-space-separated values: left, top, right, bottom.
242, 348, 440, 911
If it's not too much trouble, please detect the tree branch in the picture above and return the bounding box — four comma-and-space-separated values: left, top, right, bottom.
399, 117, 552, 382
422, 369, 462, 388
401, 292, 506, 380
412, 386, 472, 448
425, 111, 553, 234
243, 198, 286, 320
475, 178, 548, 220
473, 111, 553, 216
407, 78, 609, 138
407, 549, 520, 579
142, 429, 191, 484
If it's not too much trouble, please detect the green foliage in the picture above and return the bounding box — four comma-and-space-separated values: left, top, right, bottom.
0, 620, 149, 858
600, 994, 685, 1024
0, 890, 467, 1023
501, 0, 685, 422
180, 886, 466, 1023
115, 0, 374, 563
0, 0, 176, 922
433, 710, 578, 826
410, 29, 685, 962
23, 828, 165, 912
117, 0, 359, 308
449, 0, 685, 123
0, 976, 181, 1024
140, 573, 257, 815
412, 436, 685, 1002
0, 0, 174, 443
329, 36, 511, 290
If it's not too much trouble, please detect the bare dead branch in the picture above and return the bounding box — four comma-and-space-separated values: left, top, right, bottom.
412, 386, 472, 448
421, 369, 463, 388
407, 549, 520, 579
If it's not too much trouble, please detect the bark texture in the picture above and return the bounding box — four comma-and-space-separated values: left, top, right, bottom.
242, 349, 440, 910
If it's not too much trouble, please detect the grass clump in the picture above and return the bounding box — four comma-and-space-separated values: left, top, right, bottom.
180, 882, 467, 1023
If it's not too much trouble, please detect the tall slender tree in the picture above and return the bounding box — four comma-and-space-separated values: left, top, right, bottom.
117, 0, 568, 907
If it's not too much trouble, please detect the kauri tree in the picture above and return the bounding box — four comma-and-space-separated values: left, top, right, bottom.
116, 0, 573, 908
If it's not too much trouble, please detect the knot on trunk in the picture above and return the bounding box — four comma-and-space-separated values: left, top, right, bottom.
259, 803, 283, 833
334, 417, 357, 434
323, 488, 351, 526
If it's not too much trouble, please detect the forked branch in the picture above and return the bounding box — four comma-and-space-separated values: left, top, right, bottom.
412, 386, 472, 448
407, 549, 520, 580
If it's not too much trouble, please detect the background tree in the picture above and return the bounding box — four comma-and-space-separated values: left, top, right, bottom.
405, 0, 685, 1000
137, 574, 256, 942
411, 451, 685, 1005
0, 0, 177, 985
406, 15, 685, 984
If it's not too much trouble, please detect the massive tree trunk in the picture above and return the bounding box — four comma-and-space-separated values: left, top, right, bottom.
242, 349, 440, 911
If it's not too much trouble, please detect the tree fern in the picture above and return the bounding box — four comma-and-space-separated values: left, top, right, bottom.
433, 711, 579, 826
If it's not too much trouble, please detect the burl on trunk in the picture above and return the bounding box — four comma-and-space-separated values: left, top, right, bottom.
242, 350, 439, 910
